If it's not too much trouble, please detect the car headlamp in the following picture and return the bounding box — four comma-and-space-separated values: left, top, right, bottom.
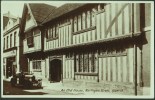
29, 78, 32, 81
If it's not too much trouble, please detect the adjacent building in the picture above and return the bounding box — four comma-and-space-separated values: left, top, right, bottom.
3, 12, 21, 79
19, 3, 151, 95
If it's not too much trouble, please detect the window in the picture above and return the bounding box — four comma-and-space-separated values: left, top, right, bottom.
10, 34, 12, 48
53, 26, 55, 38
74, 52, 96, 73
90, 10, 92, 26
82, 12, 86, 29
92, 7, 97, 26
73, 6, 98, 33
73, 16, 77, 32
83, 53, 89, 72
32, 61, 41, 71
98, 4, 104, 11
78, 15, 81, 31
26, 31, 33, 46
47, 25, 58, 39
3, 38, 5, 50
56, 24, 59, 37
48, 27, 52, 38
14, 32, 16, 47
91, 53, 96, 72
6, 36, 8, 49
100, 45, 127, 56
79, 54, 83, 72
87, 10, 91, 28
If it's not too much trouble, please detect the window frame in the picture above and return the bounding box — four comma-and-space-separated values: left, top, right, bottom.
72, 6, 98, 34
26, 31, 34, 46
46, 25, 59, 41
6, 36, 9, 49
32, 60, 42, 72
74, 52, 96, 74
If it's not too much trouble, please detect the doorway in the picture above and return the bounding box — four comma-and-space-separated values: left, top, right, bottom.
50, 59, 62, 82
6, 57, 16, 78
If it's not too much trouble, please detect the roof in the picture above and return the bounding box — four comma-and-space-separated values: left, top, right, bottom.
3, 12, 17, 19
42, 3, 86, 24
29, 3, 57, 24
3, 12, 18, 30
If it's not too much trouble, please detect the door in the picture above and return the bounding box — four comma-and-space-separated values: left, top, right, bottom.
6, 57, 16, 78
6, 58, 12, 78
50, 59, 62, 82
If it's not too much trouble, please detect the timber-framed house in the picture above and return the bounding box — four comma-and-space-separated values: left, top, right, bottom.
20, 3, 151, 95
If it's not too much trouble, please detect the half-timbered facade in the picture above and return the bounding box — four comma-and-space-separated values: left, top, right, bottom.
19, 3, 151, 95
20, 3, 56, 78
41, 3, 151, 95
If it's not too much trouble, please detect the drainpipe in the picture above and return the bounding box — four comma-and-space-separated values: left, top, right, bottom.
97, 50, 99, 82
132, 3, 137, 96
134, 44, 137, 96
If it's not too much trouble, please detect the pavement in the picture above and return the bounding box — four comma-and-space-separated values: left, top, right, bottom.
3, 78, 148, 96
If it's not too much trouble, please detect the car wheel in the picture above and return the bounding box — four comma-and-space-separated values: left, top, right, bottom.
11, 78, 16, 87
24, 81, 32, 89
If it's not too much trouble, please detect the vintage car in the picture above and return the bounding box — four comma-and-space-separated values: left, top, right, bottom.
10, 72, 42, 88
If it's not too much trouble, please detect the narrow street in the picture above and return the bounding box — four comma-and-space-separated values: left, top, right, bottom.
3, 80, 75, 95
3, 80, 135, 96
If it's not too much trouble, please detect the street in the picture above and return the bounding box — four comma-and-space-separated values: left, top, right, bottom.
3, 80, 75, 95
3, 80, 135, 96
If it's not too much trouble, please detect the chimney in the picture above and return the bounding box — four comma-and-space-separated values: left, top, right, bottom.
8, 11, 10, 18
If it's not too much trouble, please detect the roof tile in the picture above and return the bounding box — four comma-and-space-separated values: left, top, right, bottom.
42, 3, 86, 24
29, 3, 56, 24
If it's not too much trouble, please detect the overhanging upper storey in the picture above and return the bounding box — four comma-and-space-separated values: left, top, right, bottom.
42, 3, 145, 52
20, 3, 56, 54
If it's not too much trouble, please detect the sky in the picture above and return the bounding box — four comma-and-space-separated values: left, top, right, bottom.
1, 1, 65, 17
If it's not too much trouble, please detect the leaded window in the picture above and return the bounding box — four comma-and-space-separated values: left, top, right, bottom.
75, 52, 96, 73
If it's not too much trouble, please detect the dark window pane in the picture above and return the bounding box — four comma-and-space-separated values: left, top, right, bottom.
10, 34, 12, 48
91, 53, 95, 72
26, 31, 33, 46
79, 54, 83, 72
83, 53, 89, 72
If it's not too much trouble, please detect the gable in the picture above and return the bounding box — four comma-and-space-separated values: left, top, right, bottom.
7, 19, 14, 28
5, 18, 17, 30
24, 4, 37, 31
